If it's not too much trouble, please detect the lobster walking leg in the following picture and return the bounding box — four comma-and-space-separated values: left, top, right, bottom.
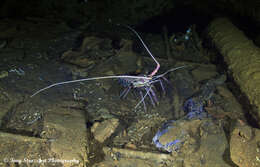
149, 79, 165, 96
150, 87, 159, 105
139, 91, 147, 111
145, 87, 156, 107
120, 87, 131, 99
158, 80, 165, 93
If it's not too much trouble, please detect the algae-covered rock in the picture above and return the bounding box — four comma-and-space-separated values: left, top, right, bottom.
153, 118, 229, 167
61, 36, 114, 68
91, 118, 119, 143
230, 123, 260, 167
208, 17, 260, 125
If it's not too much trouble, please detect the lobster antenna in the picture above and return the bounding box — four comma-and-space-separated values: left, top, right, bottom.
120, 24, 160, 77
154, 65, 188, 78
31, 75, 150, 97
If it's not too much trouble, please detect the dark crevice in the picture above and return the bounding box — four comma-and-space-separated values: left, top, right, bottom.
135, 4, 212, 35
227, 79, 260, 128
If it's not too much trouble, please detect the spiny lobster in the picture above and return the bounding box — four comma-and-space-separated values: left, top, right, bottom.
31, 25, 186, 111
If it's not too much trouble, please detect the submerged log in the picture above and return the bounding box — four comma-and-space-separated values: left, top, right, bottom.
207, 17, 260, 126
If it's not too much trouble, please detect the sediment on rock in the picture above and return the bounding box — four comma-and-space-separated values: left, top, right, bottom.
207, 17, 260, 126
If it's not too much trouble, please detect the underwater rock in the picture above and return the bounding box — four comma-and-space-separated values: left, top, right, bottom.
0, 132, 60, 167
183, 119, 229, 167
61, 36, 114, 68
191, 64, 217, 82
89, 39, 139, 76
153, 95, 208, 153
230, 123, 260, 167
93, 157, 157, 167
152, 119, 198, 153
91, 118, 119, 143
153, 87, 230, 166
184, 74, 226, 119
41, 101, 88, 167
208, 17, 260, 126
153, 75, 227, 152
62, 49, 95, 68
1, 99, 43, 135
102, 146, 174, 165
152, 117, 229, 167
